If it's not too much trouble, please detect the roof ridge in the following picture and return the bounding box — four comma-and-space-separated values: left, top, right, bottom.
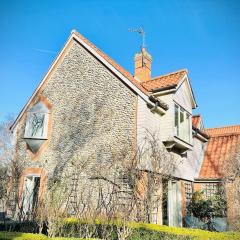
206, 124, 240, 137
209, 133, 240, 137
148, 68, 188, 82
73, 31, 134, 80
10, 29, 169, 131
206, 124, 240, 131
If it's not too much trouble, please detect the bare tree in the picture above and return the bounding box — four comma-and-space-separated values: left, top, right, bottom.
37, 129, 177, 239
223, 145, 240, 230
0, 116, 15, 220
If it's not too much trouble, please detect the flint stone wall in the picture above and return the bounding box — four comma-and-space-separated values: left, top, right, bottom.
15, 39, 137, 207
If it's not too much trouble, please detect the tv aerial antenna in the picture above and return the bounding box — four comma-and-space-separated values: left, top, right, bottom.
128, 27, 146, 49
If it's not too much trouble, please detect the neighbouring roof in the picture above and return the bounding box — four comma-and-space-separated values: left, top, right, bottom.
141, 69, 187, 92
198, 125, 240, 179
206, 125, 240, 137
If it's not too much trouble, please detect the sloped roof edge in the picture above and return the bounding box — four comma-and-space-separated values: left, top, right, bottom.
143, 69, 197, 108
198, 124, 240, 179
10, 30, 168, 131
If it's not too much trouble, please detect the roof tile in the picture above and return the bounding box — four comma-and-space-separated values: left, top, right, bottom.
198, 125, 240, 179
73, 31, 149, 96
141, 69, 187, 92
73, 31, 169, 110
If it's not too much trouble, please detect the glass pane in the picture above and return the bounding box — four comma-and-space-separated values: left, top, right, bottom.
32, 177, 40, 209
179, 109, 184, 139
180, 109, 184, 123
186, 114, 190, 142
24, 112, 47, 139
162, 180, 168, 225
175, 105, 179, 136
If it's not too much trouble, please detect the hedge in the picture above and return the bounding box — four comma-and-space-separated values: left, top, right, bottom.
62, 218, 240, 240
127, 222, 240, 240
0, 232, 95, 240
1, 219, 240, 240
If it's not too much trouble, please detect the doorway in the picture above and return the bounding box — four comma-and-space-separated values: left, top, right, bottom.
162, 180, 182, 227
22, 175, 40, 216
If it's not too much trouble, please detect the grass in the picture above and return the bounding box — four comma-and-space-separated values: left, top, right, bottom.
0, 231, 96, 240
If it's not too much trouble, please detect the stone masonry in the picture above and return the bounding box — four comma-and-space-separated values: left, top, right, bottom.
14, 39, 138, 213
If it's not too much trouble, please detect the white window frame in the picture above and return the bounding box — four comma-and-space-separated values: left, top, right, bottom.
22, 174, 41, 215
174, 103, 192, 143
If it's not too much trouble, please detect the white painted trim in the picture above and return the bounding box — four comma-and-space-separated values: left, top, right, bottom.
193, 131, 208, 142
152, 74, 197, 109
10, 35, 74, 131
173, 100, 192, 115
152, 88, 176, 96
24, 174, 41, 178
177, 75, 197, 109
72, 33, 154, 105
11, 31, 166, 131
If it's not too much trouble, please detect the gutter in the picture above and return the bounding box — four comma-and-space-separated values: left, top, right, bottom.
148, 95, 169, 111
192, 126, 209, 141
151, 84, 177, 94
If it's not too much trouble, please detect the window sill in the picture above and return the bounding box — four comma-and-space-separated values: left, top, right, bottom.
163, 136, 193, 152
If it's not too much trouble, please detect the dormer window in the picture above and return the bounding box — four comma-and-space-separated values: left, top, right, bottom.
174, 104, 191, 143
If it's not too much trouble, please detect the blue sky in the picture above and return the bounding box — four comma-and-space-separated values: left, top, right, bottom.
0, 0, 239, 128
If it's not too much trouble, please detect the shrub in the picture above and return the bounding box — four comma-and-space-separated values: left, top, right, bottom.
0, 231, 95, 240
61, 218, 240, 240
0, 221, 42, 233
127, 222, 240, 240
1, 219, 240, 240
0, 231, 47, 240
187, 190, 227, 231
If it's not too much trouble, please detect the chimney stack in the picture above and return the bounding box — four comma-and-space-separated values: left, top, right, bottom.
134, 48, 152, 82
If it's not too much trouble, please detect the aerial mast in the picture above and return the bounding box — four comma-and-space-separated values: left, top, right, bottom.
129, 27, 146, 49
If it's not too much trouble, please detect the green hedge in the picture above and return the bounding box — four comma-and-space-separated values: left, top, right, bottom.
1, 219, 240, 240
0, 232, 95, 240
127, 222, 240, 240
62, 218, 240, 240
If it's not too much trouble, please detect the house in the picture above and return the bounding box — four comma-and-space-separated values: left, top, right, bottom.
9, 30, 240, 228
194, 124, 240, 228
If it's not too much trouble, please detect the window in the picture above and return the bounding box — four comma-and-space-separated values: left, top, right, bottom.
22, 176, 40, 216
24, 102, 50, 140
185, 182, 193, 207
175, 105, 179, 136
174, 104, 191, 143
203, 183, 220, 199
24, 101, 51, 153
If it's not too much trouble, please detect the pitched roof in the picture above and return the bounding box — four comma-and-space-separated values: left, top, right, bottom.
73, 31, 170, 110
198, 125, 240, 179
205, 125, 240, 137
73, 31, 149, 96
10, 30, 168, 130
141, 69, 187, 92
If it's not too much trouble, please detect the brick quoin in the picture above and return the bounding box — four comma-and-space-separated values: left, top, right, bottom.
19, 167, 48, 205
